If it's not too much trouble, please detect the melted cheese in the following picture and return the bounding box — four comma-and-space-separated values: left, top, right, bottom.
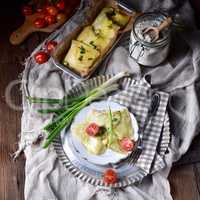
63, 40, 100, 72
77, 26, 111, 52
92, 8, 120, 39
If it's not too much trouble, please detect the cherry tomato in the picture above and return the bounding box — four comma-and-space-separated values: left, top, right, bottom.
34, 51, 49, 64
22, 5, 33, 16
85, 123, 100, 136
46, 41, 57, 53
56, 13, 67, 24
36, 7, 44, 13
120, 138, 135, 151
103, 168, 118, 184
44, 14, 56, 25
56, 0, 66, 10
34, 18, 47, 28
46, 6, 58, 16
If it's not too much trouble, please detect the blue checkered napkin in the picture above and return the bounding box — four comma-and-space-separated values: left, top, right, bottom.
108, 77, 169, 174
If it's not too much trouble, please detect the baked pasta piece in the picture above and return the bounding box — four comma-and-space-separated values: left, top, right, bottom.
92, 7, 120, 39
71, 108, 134, 155
77, 26, 112, 52
62, 6, 130, 77
63, 40, 100, 77
106, 8, 130, 27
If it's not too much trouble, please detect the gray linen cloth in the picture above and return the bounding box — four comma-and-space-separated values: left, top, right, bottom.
16, 0, 200, 199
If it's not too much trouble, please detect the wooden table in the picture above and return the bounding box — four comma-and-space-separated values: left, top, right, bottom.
1, 1, 200, 200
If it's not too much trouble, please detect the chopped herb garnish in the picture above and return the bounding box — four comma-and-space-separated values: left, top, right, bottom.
108, 10, 116, 17
88, 58, 93, 60
78, 55, 83, 61
79, 46, 86, 54
108, 24, 113, 29
89, 41, 97, 49
113, 118, 118, 122
98, 126, 107, 136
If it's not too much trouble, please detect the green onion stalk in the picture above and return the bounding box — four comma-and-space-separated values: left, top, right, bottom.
108, 107, 114, 147
27, 71, 129, 148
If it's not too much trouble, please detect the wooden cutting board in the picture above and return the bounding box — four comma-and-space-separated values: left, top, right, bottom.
9, 1, 80, 45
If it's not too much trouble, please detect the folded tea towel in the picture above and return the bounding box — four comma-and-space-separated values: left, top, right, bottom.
17, 0, 200, 200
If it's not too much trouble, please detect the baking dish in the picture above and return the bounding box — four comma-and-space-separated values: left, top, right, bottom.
52, 0, 138, 80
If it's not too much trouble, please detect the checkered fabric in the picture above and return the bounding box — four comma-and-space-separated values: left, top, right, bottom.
108, 77, 169, 173
73, 74, 169, 174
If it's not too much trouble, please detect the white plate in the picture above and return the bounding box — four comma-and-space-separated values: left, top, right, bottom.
69, 100, 139, 166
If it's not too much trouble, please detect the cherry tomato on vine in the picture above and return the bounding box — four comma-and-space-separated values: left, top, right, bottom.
103, 168, 118, 184
85, 123, 100, 136
36, 7, 42, 13
56, 0, 66, 11
22, 5, 33, 16
46, 6, 58, 16
46, 41, 57, 53
34, 18, 47, 28
120, 138, 135, 151
56, 13, 67, 23
44, 14, 56, 25
34, 51, 49, 64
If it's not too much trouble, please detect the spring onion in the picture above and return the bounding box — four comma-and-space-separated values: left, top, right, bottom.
27, 72, 129, 148
108, 106, 114, 146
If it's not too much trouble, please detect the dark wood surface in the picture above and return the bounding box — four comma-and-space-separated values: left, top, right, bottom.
1, 1, 200, 200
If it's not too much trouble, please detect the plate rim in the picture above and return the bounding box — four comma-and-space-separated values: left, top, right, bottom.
53, 135, 148, 188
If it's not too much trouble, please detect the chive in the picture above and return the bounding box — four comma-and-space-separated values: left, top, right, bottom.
79, 46, 86, 54
89, 41, 97, 49
108, 106, 114, 146
26, 96, 62, 104
78, 55, 83, 61
107, 11, 116, 19
27, 94, 87, 107
44, 100, 85, 134
43, 102, 87, 148
88, 58, 93, 60
38, 106, 72, 115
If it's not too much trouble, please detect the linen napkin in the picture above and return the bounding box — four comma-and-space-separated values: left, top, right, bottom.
16, 0, 200, 199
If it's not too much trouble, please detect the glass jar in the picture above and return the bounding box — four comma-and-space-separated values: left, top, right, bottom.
129, 13, 171, 67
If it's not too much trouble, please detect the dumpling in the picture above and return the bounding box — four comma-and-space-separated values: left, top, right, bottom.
63, 40, 100, 77
108, 9, 129, 27
71, 108, 134, 155
92, 7, 120, 39
77, 26, 112, 52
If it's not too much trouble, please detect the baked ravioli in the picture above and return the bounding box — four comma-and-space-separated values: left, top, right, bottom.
71, 108, 134, 155
77, 26, 111, 52
63, 40, 100, 77
62, 6, 130, 77
106, 8, 130, 27
92, 8, 120, 39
